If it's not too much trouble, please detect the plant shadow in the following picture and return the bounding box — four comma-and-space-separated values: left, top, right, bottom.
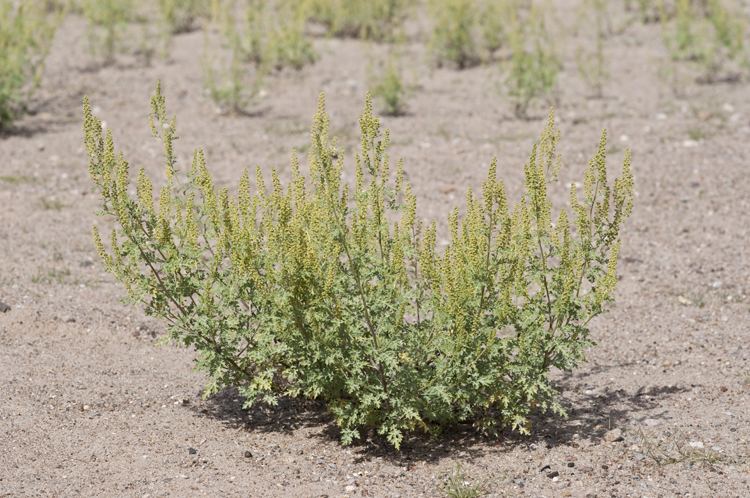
193, 371, 690, 465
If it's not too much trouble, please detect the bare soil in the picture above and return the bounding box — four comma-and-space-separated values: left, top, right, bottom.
2, 4, 749, 497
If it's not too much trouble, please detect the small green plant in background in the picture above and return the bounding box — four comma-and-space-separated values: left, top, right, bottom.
158, 0, 205, 35
443, 465, 484, 498
707, 0, 744, 57
305, 0, 407, 41
85, 83, 633, 449
156, 0, 208, 57
506, 7, 559, 118
202, 26, 263, 113
0, 0, 60, 129
478, 0, 517, 56
661, 0, 747, 83
624, 0, 662, 24
81, 0, 133, 64
371, 53, 408, 116
576, 0, 609, 98
264, 10, 317, 71
429, 0, 480, 69
227, 0, 316, 71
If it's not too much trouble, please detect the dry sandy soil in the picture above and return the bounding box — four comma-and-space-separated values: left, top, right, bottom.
2, 3, 750, 497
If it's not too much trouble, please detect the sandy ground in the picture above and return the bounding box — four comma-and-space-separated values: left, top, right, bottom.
1, 3, 749, 497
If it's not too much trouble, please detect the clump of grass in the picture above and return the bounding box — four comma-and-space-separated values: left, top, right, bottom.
636, 429, 741, 468
0, 0, 60, 129
32, 267, 72, 285
0, 175, 37, 185
40, 197, 68, 211
443, 465, 484, 498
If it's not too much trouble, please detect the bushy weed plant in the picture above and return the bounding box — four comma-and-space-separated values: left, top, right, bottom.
85, 83, 633, 449
479, 0, 517, 55
202, 28, 262, 113
305, 0, 407, 41
0, 0, 60, 128
81, 0, 133, 64
158, 0, 206, 35
662, 0, 747, 82
506, 7, 560, 118
576, 0, 609, 97
371, 54, 408, 116
229, 0, 316, 71
429, 0, 481, 69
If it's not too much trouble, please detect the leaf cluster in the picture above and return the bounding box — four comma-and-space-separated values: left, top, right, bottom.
81, 0, 134, 64
305, 0, 407, 41
506, 6, 560, 118
85, 83, 633, 449
0, 0, 60, 128
428, 0, 518, 69
371, 54, 409, 117
661, 0, 748, 80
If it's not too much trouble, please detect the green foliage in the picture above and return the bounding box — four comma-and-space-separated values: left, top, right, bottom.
705, 0, 746, 64
576, 0, 609, 97
661, 0, 747, 82
226, 0, 316, 71
305, 0, 407, 41
0, 0, 60, 128
158, 0, 206, 35
506, 7, 559, 118
479, 0, 516, 54
371, 54, 408, 116
443, 465, 483, 498
624, 0, 662, 24
202, 26, 262, 113
429, 0, 480, 69
85, 83, 633, 449
81, 0, 133, 64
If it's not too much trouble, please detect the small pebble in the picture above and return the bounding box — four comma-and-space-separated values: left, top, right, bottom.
603, 428, 624, 443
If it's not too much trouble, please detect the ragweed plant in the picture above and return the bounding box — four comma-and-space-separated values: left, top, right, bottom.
81, 0, 133, 64
305, 0, 407, 41
0, 0, 60, 129
576, 0, 609, 98
371, 53, 408, 116
479, 0, 517, 55
429, 0, 481, 69
158, 0, 206, 35
202, 26, 263, 113
226, 0, 315, 71
661, 0, 747, 82
506, 7, 560, 118
86, 83, 633, 449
